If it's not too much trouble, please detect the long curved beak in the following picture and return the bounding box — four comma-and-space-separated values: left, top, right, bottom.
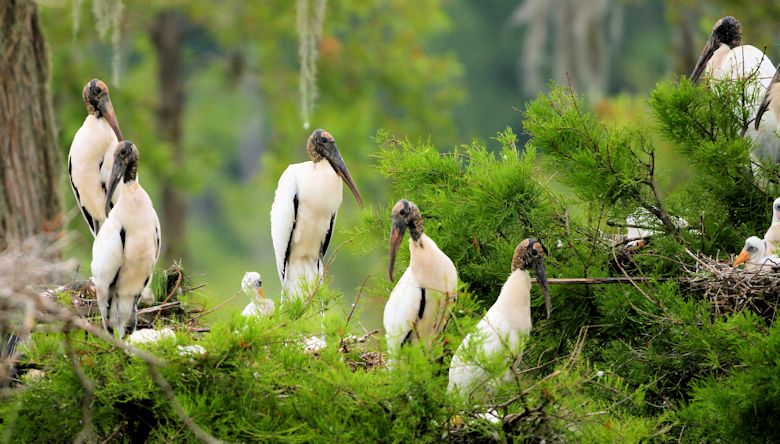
256, 287, 264, 300
755, 69, 779, 130
98, 97, 123, 141
325, 144, 363, 208
533, 258, 552, 318
388, 220, 406, 282
690, 35, 717, 83
105, 152, 126, 216
733, 250, 750, 267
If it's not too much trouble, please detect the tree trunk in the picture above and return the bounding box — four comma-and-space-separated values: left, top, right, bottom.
0, 0, 61, 249
150, 11, 187, 264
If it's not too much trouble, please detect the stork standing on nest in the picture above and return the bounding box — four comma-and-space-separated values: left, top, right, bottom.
383, 200, 457, 357
68, 79, 123, 236
270, 129, 363, 302
690, 16, 779, 164
733, 236, 780, 270
240, 272, 275, 317
448, 238, 550, 398
92, 142, 160, 337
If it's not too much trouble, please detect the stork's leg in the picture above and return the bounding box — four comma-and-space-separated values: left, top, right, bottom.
95, 283, 111, 332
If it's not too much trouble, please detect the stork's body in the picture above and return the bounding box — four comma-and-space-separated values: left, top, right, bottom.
754, 64, 780, 161
691, 17, 780, 163
68, 79, 123, 236
384, 200, 457, 356
733, 236, 780, 270
763, 198, 780, 255
92, 142, 160, 337
271, 130, 362, 302
448, 239, 550, 398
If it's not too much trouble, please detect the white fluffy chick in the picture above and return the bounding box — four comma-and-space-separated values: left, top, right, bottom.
241, 272, 275, 317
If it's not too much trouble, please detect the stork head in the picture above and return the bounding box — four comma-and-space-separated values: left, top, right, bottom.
241, 271, 264, 300
734, 236, 766, 267
772, 197, 780, 223
82, 79, 123, 141
512, 238, 552, 318
306, 129, 363, 207
388, 199, 423, 282
691, 16, 742, 83
105, 141, 139, 216
755, 64, 780, 130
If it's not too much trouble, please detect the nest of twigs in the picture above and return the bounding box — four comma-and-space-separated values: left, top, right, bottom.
684, 249, 780, 320
43, 262, 207, 332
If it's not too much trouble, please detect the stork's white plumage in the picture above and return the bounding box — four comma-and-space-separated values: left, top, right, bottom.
448, 239, 550, 398
68, 79, 123, 236
763, 197, 780, 255
270, 129, 362, 302
383, 200, 457, 357
754, 64, 780, 157
690, 17, 779, 163
92, 142, 160, 337
240, 271, 275, 317
733, 236, 780, 270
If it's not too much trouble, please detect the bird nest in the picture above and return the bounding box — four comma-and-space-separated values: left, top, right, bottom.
44, 262, 207, 332
683, 250, 780, 320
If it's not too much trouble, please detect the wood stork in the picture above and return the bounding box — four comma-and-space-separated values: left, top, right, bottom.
733, 236, 780, 270
755, 63, 780, 141
763, 197, 780, 255
92, 142, 161, 337
270, 129, 363, 302
690, 16, 779, 163
448, 238, 550, 398
240, 271, 275, 317
68, 79, 123, 236
383, 200, 458, 357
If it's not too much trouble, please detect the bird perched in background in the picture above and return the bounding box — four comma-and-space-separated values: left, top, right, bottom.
92, 142, 160, 337
733, 236, 780, 270
68, 79, 124, 236
241, 272, 275, 317
383, 200, 457, 357
690, 16, 779, 164
270, 129, 363, 302
448, 238, 550, 398
763, 197, 780, 255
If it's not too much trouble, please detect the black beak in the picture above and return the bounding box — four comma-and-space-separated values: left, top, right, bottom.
105, 148, 126, 216
324, 144, 363, 208
755, 66, 779, 130
98, 96, 123, 141
388, 219, 406, 282
532, 257, 551, 319
690, 35, 717, 83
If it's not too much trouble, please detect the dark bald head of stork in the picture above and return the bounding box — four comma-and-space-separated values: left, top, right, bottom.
82, 79, 123, 141
388, 199, 423, 281
306, 129, 363, 207
691, 16, 743, 83
105, 141, 139, 215
512, 238, 552, 318
755, 64, 780, 130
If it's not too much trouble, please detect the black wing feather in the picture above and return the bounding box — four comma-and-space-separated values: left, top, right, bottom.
282, 194, 299, 280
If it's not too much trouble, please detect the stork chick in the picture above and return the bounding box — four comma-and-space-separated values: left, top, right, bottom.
763, 197, 780, 255
383, 200, 457, 357
68, 79, 123, 236
92, 142, 160, 337
271, 129, 363, 302
733, 236, 780, 270
448, 238, 550, 398
241, 272, 275, 317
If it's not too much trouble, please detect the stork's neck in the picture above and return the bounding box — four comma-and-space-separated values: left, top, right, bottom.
492, 269, 532, 326
307, 142, 324, 162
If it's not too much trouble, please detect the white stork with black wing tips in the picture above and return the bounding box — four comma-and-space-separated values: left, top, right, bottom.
690, 16, 779, 163
92, 142, 161, 337
68, 79, 123, 236
271, 129, 363, 302
383, 200, 458, 357
448, 238, 550, 398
